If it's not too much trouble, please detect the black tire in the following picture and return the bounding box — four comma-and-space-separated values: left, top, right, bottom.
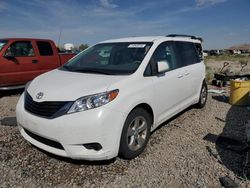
217, 80, 222, 87
196, 81, 208, 108
211, 79, 217, 86
119, 108, 151, 159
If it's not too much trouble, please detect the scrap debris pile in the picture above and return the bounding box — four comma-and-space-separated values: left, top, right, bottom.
211, 61, 250, 87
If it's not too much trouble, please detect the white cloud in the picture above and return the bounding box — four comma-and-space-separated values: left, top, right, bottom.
196, 0, 227, 7
99, 0, 118, 9
177, 0, 227, 13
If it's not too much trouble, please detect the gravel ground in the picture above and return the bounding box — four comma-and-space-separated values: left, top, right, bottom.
0, 90, 250, 187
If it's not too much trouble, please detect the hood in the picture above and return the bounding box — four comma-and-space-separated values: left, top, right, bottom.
27, 69, 127, 102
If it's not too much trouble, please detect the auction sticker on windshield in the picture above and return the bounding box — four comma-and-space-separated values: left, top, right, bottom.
128, 44, 146, 48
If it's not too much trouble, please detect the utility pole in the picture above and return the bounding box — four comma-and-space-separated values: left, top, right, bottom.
58, 27, 62, 47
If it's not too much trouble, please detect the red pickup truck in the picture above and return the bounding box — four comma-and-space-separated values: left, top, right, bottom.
0, 38, 75, 90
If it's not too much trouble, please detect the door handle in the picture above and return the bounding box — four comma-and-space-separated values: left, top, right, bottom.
32, 59, 38, 64
177, 74, 183, 78
184, 72, 190, 76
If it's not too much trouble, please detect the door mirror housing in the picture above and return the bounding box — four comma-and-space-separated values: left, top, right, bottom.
157, 61, 170, 73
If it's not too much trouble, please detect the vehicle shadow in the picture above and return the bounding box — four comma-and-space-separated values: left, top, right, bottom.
0, 89, 24, 98
151, 105, 193, 135
215, 105, 250, 179
0, 117, 17, 126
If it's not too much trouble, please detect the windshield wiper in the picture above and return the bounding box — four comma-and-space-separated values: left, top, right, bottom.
60, 65, 72, 71
72, 68, 114, 75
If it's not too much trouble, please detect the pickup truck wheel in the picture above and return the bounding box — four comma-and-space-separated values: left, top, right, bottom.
119, 108, 151, 159
196, 81, 207, 108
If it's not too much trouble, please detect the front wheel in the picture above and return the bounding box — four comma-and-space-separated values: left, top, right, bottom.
119, 108, 151, 159
196, 81, 208, 108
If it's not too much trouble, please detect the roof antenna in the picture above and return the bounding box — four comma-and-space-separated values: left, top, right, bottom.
57, 27, 62, 47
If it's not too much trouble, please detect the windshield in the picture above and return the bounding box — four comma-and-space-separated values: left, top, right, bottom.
61, 42, 152, 75
0, 40, 8, 51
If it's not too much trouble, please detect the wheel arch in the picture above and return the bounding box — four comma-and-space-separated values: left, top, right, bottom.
129, 103, 154, 125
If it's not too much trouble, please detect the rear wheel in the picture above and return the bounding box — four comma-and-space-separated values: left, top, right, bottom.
196, 81, 208, 108
119, 108, 151, 159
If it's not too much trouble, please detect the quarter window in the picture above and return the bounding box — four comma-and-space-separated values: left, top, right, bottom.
37, 41, 53, 56
195, 43, 203, 61
5, 41, 35, 57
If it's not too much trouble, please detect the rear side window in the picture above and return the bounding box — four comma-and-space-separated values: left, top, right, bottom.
37, 41, 53, 56
175, 41, 200, 67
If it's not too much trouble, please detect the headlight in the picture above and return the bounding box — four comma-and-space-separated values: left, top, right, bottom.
67, 89, 119, 114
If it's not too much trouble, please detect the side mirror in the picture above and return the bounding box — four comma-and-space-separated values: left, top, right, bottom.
5, 55, 15, 60
157, 61, 170, 73
4, 51, 15, 60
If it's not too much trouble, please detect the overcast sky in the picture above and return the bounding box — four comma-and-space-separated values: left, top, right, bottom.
0, 0, 249, 49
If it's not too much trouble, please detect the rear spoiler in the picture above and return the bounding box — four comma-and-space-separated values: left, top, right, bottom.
166, 34, 203, 42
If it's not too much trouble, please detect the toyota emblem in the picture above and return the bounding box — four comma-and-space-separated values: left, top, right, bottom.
36, 92, 44, 100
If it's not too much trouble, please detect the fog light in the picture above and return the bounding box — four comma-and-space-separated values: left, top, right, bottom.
83, 143, 102, 151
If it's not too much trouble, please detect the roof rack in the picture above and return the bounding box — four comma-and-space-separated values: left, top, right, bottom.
166, 34, 203, 42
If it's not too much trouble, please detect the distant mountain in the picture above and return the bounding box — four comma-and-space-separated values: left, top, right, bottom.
229, 44, 250, 50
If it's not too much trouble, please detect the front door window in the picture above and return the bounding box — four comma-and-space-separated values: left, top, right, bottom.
5, 41, 35, 57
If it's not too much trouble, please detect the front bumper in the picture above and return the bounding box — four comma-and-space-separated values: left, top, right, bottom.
16, 94, 127, 160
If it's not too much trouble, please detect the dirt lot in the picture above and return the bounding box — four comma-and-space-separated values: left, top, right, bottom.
0, 89, 250, 188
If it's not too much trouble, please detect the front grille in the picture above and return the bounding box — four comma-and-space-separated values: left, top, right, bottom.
24, 128, 64, 150
24, 92, 72, 119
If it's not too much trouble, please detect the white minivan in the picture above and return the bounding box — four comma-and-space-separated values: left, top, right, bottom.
16, 35, 207, 160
